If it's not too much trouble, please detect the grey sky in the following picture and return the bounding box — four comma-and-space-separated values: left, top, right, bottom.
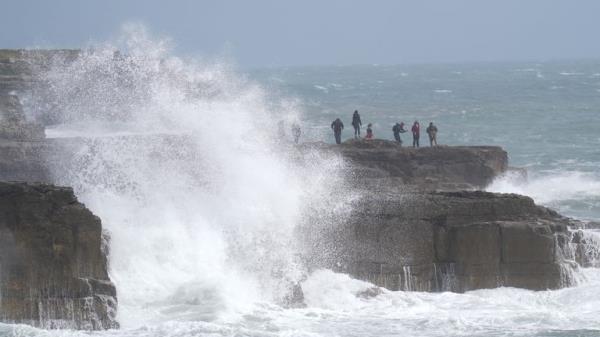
2, 0, 600, 67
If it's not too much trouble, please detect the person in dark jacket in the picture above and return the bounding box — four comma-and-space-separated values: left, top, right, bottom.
426, 122, 438, 147
351, 110, 362, 138
411, 121, 420, 148
392, 122, 407, 144
331, 118, 344, 144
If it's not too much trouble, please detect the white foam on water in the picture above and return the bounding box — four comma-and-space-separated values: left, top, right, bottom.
313, 85, 328, 93
9, 267, 600, 336
300, 269, 380, 310
559, 72, 585, 76
488, 170, 600, 209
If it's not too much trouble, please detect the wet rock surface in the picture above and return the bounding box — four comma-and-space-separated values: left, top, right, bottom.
0, 95, 50, 182
0, 182, 118, 329
303, 189, 578, 292
0, 95, 44, 141
0, 51, 119, 330
298, 140, 583, 293
299, 139, 508, 190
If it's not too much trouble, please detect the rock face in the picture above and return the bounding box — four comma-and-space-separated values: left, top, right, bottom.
297, 140, 584, 292
0, 182, 118, 329
0, 49, 79, 96
301, 139, 508, 190
0, 51, 119, 330
0, 95, 45, 141
303, 190, 578, 292
0, 95, 50, 183
0, 139, 50, 182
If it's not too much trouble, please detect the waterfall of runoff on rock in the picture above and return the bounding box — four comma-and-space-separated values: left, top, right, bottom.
8, 26, 600, 337
32, 25, 350, 327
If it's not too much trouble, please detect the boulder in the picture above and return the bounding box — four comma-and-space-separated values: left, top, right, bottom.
0, 182, 118, 329
302, 190, 579, 292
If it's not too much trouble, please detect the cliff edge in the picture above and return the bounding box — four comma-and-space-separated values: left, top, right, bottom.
300, 139, 508, 190
0, 182, 118, 329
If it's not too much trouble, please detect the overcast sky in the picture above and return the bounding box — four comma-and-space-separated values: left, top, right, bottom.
2, 0, 600, 67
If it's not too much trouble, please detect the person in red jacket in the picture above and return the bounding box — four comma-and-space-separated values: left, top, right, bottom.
411, 121, 420, 147
365, 123, 374, 140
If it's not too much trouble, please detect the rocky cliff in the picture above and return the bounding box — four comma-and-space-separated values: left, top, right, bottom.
0, 182, 118, 329
300, 139, 508, 190
0, 49, 79, 96
297, 139, 588, 292
0, 94, 51, 183
0, 91, 117, 329
0, 59, 117, 328
302, 190, 578, 292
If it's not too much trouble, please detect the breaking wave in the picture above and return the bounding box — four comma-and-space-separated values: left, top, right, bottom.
34, 23, 348, 328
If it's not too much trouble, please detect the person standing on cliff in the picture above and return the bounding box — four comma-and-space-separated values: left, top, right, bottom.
411, 121, 420, 147
426, 122, 438, 147
351, 110, 362, 138
392, 122, 407, 144
331, 118, 344, 144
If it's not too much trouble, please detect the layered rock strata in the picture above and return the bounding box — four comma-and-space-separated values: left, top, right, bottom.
299, 139, 508, 190
0, 94, 49, 182
302, 190, 578, 292
0, 182, 118, 329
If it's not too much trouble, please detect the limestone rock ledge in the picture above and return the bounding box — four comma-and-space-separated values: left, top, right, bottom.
299, 139, 508, 190
0, 182, 118, 330
302, 190, 579, 292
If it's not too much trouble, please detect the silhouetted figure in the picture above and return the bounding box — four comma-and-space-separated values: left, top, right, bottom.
351, 110, 362, 138
411, 121, 420, 148
392, 122, 407, 144
365, 123, 374, 140
331, 118, 344, 144
426, 122, 438, 147
291, 123, 301, 144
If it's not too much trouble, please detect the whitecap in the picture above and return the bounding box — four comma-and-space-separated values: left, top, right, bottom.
559, 72, 584, 76
488, 170, 600, 215
313, 85, 329, 93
